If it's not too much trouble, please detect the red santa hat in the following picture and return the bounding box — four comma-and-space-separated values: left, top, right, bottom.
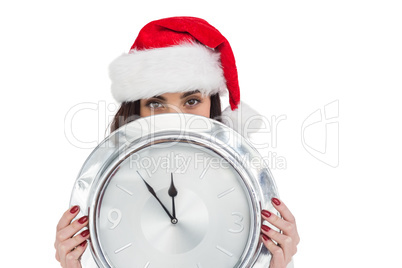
109, 16, 261, 133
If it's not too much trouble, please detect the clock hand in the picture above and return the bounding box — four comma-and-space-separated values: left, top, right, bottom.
137, 171, 178, 224
168, 173, 178, 220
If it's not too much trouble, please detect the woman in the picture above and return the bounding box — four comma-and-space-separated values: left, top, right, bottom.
55, 17, 299, 268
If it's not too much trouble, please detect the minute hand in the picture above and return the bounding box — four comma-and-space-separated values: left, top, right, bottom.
137, 171, 177, 223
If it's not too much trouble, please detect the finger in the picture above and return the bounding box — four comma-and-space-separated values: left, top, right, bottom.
55, 216, 89, 249
261, 209, 297, 238
261, 234, 285, 267
57, 206, 80, 232
261, 225, 296, 262
65, 240, 88, 268
58, 230, 90, 267
261, 224, 290, 245
271, 198, 296, 224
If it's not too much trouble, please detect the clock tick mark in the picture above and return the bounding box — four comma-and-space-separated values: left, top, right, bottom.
116, 184, 133, 196
114, 243, 132, 254
199, 167, 209, 179
199, 160, 211, 180
144, 168, 152, 178
216, 245, 233, 257
217, 187, 235, 198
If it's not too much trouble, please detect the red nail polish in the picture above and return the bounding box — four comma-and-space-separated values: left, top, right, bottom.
81, 229, 89, 237
78, 216, 88, 224
261, 225, 271, 232
262, 210, 271, 218
261, 234, 269, 241
80, 240, 87, 247
272, 198, 281, 206
70, 206, 79, 214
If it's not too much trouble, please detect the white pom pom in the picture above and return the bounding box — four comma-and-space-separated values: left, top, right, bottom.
221, 102, 263, 135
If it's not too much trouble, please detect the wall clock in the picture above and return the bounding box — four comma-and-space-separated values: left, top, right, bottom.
70, 113, 280, 267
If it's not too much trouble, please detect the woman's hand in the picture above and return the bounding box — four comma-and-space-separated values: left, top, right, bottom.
55, 206, 90, 268
261, 198, 299, 268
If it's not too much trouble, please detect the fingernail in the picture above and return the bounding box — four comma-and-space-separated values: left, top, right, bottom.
261, 225, 271, 232
70, 206, 79, 214
262, 210, 271, 218
78, 216, 88, 224
261, 234, 269, 241
272, 198, 281, 206
80, 240, 87, 247
81, 229, 90, 237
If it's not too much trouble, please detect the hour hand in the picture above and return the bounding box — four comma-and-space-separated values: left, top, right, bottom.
168, 173, 178, 220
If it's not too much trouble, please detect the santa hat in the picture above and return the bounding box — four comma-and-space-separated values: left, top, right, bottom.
109, 16, 261, 133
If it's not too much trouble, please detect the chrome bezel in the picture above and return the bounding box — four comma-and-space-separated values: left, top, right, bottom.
70, 113, 279, 268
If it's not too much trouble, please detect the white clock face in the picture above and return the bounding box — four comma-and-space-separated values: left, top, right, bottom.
95, 141, 254, 268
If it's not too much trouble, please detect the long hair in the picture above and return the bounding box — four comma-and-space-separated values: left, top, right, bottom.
110, 93, 222, 133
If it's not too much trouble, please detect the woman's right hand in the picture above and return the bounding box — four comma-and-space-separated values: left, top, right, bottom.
55, 206, 90, 268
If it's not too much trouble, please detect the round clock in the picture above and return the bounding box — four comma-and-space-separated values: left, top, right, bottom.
70, 113, 280, 268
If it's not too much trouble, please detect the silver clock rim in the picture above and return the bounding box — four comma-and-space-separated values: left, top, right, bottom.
70, 113, 280, 268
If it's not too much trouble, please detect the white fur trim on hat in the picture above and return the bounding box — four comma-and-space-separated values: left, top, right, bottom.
109, 42, 227, 102
221, 102, 263, 134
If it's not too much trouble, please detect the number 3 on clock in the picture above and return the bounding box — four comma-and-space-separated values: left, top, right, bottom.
228, 212, 244, 233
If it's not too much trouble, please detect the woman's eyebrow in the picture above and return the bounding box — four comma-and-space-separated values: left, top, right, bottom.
181, 90, 201, 99
149, 95, 167, 101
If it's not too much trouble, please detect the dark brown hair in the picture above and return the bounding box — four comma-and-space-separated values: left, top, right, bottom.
110, 93, 222, 133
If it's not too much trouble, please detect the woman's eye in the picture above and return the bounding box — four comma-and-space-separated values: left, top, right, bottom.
186, 99, 200, 106
148, 102, 164, 109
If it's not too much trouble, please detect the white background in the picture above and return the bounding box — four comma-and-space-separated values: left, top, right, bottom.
1, 0, 401, 267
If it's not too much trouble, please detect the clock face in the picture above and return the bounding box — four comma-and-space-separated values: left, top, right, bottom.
94, 141, 254, 268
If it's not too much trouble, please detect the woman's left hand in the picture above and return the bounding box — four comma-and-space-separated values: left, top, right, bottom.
260, 198, 299, 268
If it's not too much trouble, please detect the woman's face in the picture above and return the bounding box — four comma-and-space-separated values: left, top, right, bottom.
140, 90, 211, 118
